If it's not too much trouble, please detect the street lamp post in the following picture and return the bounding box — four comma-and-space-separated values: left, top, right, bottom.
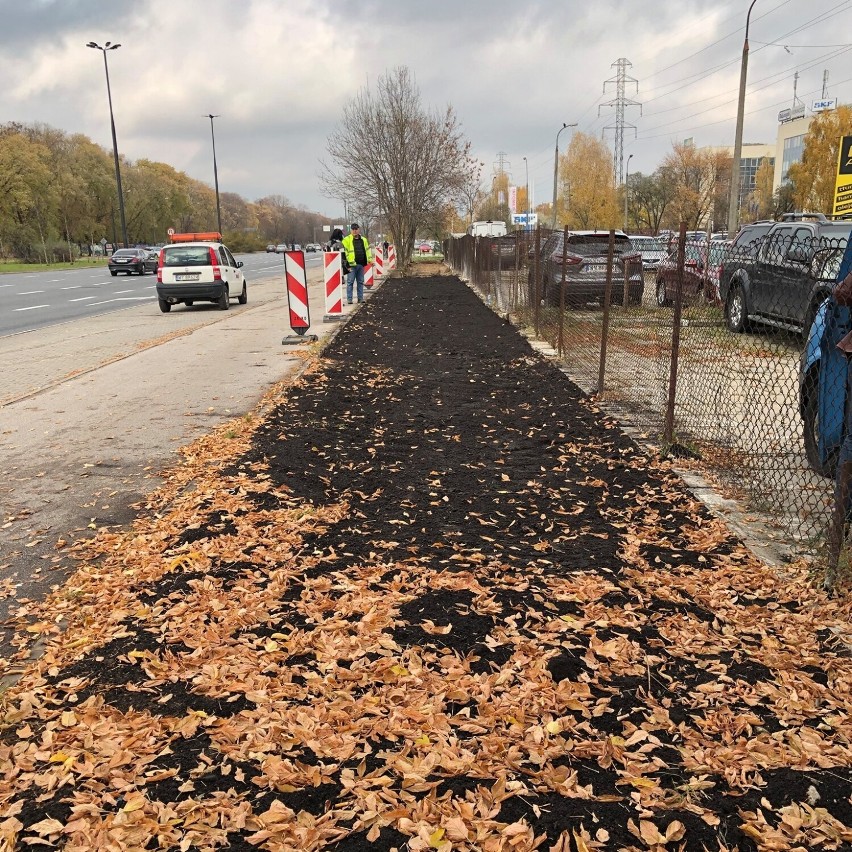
523, 156, 529, 232
727, 0, 759, 236
205, 114, 223, 235
87, 41, 128, 247
624, 153, 634, 231
551, 122, 577, 229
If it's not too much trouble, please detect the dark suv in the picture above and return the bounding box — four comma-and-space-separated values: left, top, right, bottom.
529, 230, 643, 307
720, 213, 852, 334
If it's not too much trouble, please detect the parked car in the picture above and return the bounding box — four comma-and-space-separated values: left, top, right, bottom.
156, 232, 247, 313
529, 230, 643, 307
799, 239, 852, 476
654, 240, 730, 307
720, 213, 852, 335
108, 248, 152, 276
629, 235, 668, 271
275, 243, 288, 253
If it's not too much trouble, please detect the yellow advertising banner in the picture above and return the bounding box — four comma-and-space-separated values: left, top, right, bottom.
833, 135, 852, 216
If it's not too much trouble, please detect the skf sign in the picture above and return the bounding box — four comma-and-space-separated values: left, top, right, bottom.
812, 98, 837, 113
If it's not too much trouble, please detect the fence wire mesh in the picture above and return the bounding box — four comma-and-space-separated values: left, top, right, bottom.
444, 223, 852, 556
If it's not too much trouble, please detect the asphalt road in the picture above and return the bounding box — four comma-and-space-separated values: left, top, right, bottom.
0, 251, 324, 337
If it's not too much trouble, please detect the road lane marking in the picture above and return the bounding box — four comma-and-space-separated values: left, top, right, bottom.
114, 289, 135, 294
48, 278, 61, 282
89, 296, 154, 306
18, 290, 45, 295
69, 296, 96, 302
14, 304, 49, 311
61, 285, 82, 290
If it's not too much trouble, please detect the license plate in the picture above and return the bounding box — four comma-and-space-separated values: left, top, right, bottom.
175, 273, 200, 282
584, 264, 606, 273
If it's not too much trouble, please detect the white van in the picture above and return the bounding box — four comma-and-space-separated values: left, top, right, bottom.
468, 220, 508, 238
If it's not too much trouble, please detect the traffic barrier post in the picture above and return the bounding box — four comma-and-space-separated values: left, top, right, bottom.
323, 251, 344, 322
374, 249, 384, 278
364, 262, 374, 291
282, 250, 318, 344
388, 245, 397, 269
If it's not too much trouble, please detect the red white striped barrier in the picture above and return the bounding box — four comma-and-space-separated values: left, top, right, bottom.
283, 250, 311, 333
388, 245, 397, 269
323, 251, 343, 316
364, 262, 374, 289
374, 249, 384, 278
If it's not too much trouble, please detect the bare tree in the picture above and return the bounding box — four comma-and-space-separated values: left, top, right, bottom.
323, 66, 473, 267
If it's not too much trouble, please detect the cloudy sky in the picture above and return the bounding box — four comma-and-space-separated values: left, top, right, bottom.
1, 0, 850, 217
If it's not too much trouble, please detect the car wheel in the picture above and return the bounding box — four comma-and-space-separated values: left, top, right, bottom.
802, 370, 838, 477
110, 271, 117, 277
218, 286, 230, 310
655, 279, 669, 307
725, 284, 747, 333
158, 299, 171, 313
238, 281, 247, 304
185, 301, 194, 307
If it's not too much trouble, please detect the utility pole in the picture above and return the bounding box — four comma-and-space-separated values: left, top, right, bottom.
205, 114, 222, 235
599, 58, 642, 187
728, 0, 759, 236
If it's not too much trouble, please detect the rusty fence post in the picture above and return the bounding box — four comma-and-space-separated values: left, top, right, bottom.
534, 225, 542, 336
622, 249, 630, 309
664, 222, 688, 447
597, 230, 616, 395
557, 225, 569, 356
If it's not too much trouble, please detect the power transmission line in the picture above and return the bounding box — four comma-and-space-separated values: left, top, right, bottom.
599, 58, 642, 185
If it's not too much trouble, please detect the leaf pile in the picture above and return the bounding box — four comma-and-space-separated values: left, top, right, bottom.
2, 275, 852, 851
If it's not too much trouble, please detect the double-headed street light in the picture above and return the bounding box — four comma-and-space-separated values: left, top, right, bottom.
727, 0, 759, 236
87, 40, 128, 248
205, 114, 223, 235
551, 122, 577, 229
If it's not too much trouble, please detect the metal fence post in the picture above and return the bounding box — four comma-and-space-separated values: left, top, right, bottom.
597, 230, 616, 395
664, 222, 688, 447
534, 225, 542, 335
557, 224, 569, 356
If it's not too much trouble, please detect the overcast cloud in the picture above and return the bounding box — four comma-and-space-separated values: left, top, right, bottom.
0, 0, 849, 217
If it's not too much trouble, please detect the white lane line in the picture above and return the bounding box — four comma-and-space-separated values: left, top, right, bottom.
48, 278, 61, 282
61, 285, 82, 290
114, 289, 135, 294
17, 290, 45, 295
69, 296, 96, 302
89, 296, 153, 306
0, 284, 13, 288
14, 304, 50, 311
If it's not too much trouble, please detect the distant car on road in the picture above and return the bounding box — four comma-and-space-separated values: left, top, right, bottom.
266, 244, 277, 253
275, 244, 288, 253
108, 248, 152, 276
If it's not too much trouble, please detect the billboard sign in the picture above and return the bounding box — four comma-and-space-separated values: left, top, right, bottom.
832, 135, 852, 217
512, 213, 538, 226
508, 185, 517, 214
778, 108, 792, 123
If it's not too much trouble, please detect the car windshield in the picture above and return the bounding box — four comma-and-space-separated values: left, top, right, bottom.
632, 237, 666, 252
565, 234, 632, 256
163, 246, 211, 267
113, 250, 137, 257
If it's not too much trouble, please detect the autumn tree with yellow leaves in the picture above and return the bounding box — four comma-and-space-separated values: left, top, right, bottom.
557, 133, 619, 229
788, 105, 852, 213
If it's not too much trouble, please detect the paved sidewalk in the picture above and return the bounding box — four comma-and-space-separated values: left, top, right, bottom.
1, 272, 851, 851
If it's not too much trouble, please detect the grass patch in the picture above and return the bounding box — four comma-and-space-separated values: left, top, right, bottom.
0, 258, 109, 274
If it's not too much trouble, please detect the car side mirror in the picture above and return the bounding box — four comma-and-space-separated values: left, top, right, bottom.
237, 261, 244, 268
787, 245, 810, 264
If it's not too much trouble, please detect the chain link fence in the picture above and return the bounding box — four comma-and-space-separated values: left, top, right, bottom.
445, 224, 852, 564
